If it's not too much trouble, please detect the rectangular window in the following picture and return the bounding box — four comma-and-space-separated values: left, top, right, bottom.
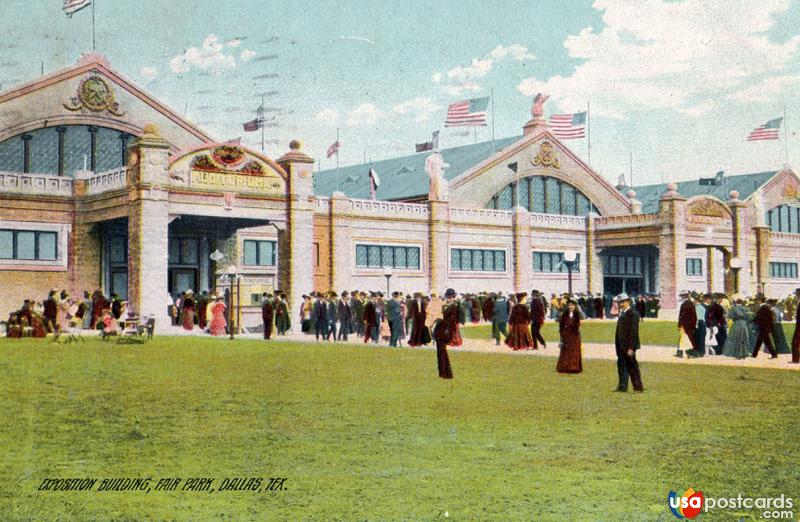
0, 229, 59, 261
770, 261, 799, 279
355, 244, 421, 269
242, 239, 277, 266
451, 248, 506, 272
686, 258, 703, 276
109, 235, 127, 264
602, 254, 646, 276
533, 252, 581, 273
313, 242, 320, 267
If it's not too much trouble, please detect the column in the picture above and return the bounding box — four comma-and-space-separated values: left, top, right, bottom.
585, 213, 602, 294
706, 246, 714, 294
428, 199, 450, 293
657, 183, 687, 319
754, 226, 771, 296
127, 124, 171, 330
727, 192, 751, 295
88, 126, 98, 172
329, 191, 353, 292
277, 140, 315, 323
21, 134, 32, 173
512, 206, 531, 292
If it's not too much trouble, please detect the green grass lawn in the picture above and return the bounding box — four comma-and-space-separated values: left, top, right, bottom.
1, 336, 798, 520
462, 319, 798, 347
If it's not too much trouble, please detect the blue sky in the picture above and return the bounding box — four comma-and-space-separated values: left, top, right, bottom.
1, 0, 799, 186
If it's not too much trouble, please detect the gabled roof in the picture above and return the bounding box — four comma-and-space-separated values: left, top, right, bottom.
314, 135, 520, 200
623, 170, 779, 213
0, 53, 214, 145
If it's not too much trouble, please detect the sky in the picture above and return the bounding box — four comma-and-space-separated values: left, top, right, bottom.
0, 0, 799, 187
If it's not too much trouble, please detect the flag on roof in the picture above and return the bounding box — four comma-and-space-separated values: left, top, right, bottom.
242, 118, 260, 132
415, 130, 440, 153
549, 111, 587, 139
326, 140, 340, 158
368, 167, 380, 200
445, 97, 489, 127
63, 0, 91, 16
747, 118, 782, 141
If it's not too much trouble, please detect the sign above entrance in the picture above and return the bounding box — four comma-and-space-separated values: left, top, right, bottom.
172, 145, 285, 195
687, 199, 730, 224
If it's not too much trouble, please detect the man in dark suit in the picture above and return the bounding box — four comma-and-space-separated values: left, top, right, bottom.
791, 288, 800, 364
529, 289, 546, 350
752, 296, 777, 358
614, 293, 643, 392
337, 291, 352, 342
261, 292, 274, 340
325, 292, 338, 342
492, 293, 510, 345
313, 293, 327, 341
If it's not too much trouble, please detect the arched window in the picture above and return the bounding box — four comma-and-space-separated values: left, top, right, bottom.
0, 125, 134, 175
766, 204, 800, 234
486, 175, 600, 216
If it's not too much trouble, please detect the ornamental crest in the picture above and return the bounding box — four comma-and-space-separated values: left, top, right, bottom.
532, 141, 560, 169
688, 199, 729, 223
782, 182, 798, 200
191, 146, 264, 176
64, 74, 125, 116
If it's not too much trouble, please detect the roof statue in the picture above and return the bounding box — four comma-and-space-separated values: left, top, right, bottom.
425, 150, 450, 201
750, 188, 765, 227
532, 93, 550, 119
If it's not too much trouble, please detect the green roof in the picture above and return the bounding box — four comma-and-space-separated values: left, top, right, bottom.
624, 171, 779, 213
314, 135, 521, 200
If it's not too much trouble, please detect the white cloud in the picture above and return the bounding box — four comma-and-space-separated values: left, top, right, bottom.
346, 103, 383, 126
490, 43, 535, 61
227, 38, 242, 47
432, 72, 442, 83
170, 34, 237, 74
392, 97, 441, 122
728, 75, 800, 102
140, 66, 157, 83
516, 1, 800, 118
239, 49, 257, 61
315, 108, 339, 125
447, 57, 493, 82
443, 82, 481, 96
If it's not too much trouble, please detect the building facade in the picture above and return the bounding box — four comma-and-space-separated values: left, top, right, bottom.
1, 55, 799, 328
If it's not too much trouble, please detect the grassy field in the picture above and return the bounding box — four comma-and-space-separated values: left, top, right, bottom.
462, 319, 798, 347
1, 336, 798, 521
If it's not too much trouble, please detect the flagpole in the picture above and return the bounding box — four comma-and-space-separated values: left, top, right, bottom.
91, 0, 96, 51
336, 127, 340, 191
491, 86, 496, 154
260, 93, 265, 152
587, 101, 591, 166
783, 103, 789, 165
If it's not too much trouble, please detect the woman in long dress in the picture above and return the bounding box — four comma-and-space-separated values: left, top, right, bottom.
433, 289, 460, 379
556, 300, 583, 373
506, 293, 533, 350
723, 297, 751, 359
182, 291, 195, 331
209, 297, 227, 336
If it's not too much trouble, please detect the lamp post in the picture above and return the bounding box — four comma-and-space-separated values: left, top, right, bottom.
226, 265, 238, 339
563, 250, 579, 296
729, 257, 742, 294
383, 266, 393, 296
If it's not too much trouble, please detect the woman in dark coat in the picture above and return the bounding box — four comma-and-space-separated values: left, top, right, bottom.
506, 293, 534, 350
433, 289, 460, 379
557, 300, 583, 373
182, 291, 195, 331
363, 295, 378, 344
408, 293, 431, 347
470, 297, 481, 324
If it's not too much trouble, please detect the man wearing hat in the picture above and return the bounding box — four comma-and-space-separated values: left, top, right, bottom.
491, 292, 509, 346
433, 288, 459, 379
613, 293, 643, 392
791, 288, 800, 364
529, 289, 546, 350
386, 291, 404, 347
676, 291, 697, 357
363, 292, 379, 344
325, 292, 338, 342
313, 292, 327, 341
752, 295, 778, 358
261, 292, 275, 340
337, 291, 352, 342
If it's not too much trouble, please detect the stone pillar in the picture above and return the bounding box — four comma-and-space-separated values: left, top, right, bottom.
127, 124, 170, 330
706, 246, 714, 294
512, 206, 531, 292
754, 225, 771, 296
329, 191, 353, 292
277, 140, 315, 324
727, 191, 751, 296
657, 183, 687, 319
585, 213, 602, 294
428, 199, 449, 294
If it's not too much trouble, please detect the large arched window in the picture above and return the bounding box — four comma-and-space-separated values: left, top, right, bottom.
767, 204, 800, 233
486, 175, 600, 216
0, 125, 134, 175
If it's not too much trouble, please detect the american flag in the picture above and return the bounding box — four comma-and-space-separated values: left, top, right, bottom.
549, 111, 587, 139
63, 0, 91, 16
326, 140, 340, 158
242, 118, 260, 132
445, 97, 489, 127
747, 118, 782, 141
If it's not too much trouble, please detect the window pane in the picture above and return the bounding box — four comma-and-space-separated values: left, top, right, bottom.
462, 250, 472, 271
168, 239, 180, 264
497, 185, 513, 210
181, 238, 198, 265
408, 247, 420, 269
610, 256, 618, 274
259, 241, 274, 266
531, 177, 545, 213
368, 246, 381, 267
451, 249, 461, 270
38, 232, 57, 260
545, 177, 559, 213
496, 250, 506, 271
542, 252, 552, 272
109, 235, 126, 264
635, 256, 642, 274
16, 231, 35, 260
111, 271, 128, 301
355, 245, 368, 267
473, 250, 483, 271
0, 230, 12, 259
395, 246, 407, 268
576, 193, 591, 215
243, 241, 257, 265
562, 184, 576, 215
533, 252, 541, 272
381, 246, 393, 268
484, 250, 494, 271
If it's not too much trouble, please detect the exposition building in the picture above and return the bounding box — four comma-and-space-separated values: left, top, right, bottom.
0, 54, 798, 328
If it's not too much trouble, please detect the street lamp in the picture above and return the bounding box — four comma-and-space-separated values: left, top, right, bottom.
729, 257, 742, 294
383, 266, 393, 296
226, 265, 238, 339
563, 250, 579, 296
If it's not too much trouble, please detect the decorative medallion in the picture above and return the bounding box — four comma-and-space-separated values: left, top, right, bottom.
223, 192, 235, 210
64, 74, 125, 116
531, 141, 560, 169
212, 145, 245, 167
782, 182, 798, 200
